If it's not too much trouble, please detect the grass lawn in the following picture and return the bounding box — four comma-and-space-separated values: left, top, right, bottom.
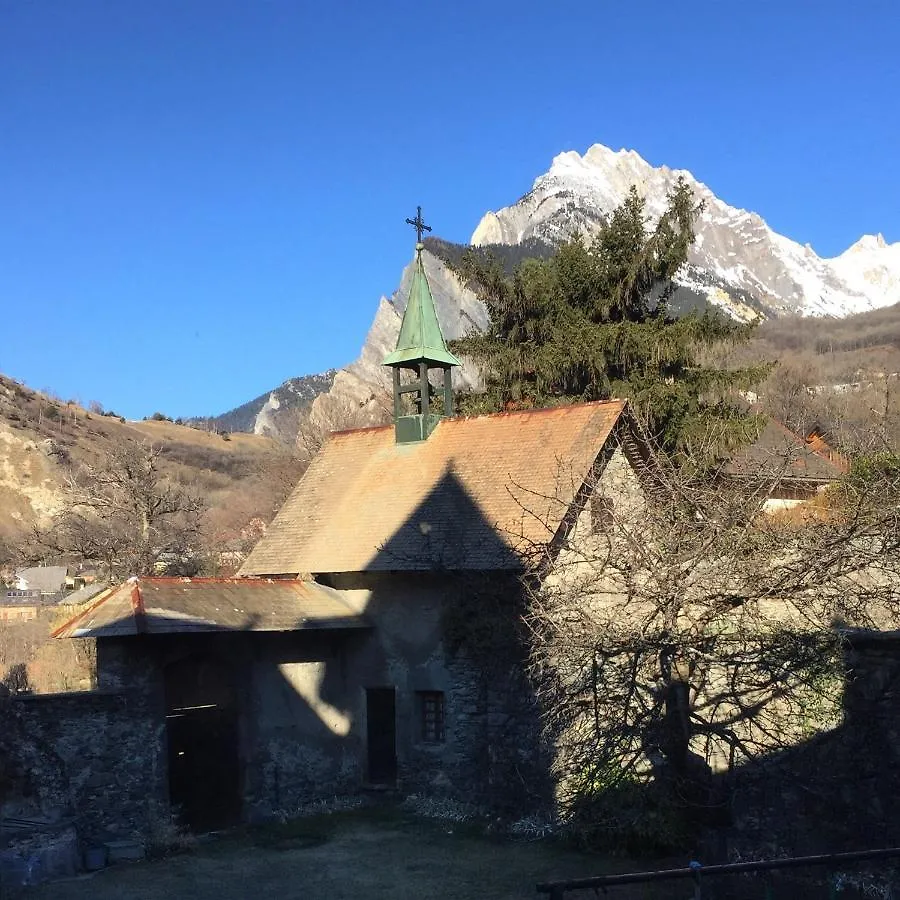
17, 806, 681, 900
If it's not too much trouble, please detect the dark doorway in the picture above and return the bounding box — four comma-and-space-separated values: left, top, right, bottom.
366, 687, 397, 784
164, 656, 241, 831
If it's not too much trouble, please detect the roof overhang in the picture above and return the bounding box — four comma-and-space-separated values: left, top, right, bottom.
52, 577, 371, 639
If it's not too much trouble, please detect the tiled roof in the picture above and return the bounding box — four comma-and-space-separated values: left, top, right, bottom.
805, 430, 851, 473
240, 400, 627, 576
726, 419, 847, 482
52, 577, 369, 639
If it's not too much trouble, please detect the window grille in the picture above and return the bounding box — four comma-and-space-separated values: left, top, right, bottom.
418, 691, 445, 743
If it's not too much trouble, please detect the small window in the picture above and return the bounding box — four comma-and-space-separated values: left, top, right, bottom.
591, 494, 615, 533
417, 691, 445, 743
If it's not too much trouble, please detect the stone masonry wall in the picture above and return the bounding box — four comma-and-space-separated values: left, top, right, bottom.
1, 689, 166, 845
318, 571, 550, 817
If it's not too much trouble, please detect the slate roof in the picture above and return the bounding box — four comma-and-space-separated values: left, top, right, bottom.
726, 419, 847, 482
15, 566, 68, 594
52, 577, 370, 639
61, 582, 109, 606
240, 400, 628, 576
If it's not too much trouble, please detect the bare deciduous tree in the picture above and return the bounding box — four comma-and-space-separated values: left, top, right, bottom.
296, 378, 393, 461
525, 438, 900, 845
33, 442, 206, 579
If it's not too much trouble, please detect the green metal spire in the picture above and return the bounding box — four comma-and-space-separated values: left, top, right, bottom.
383, 244, 462, 369
384, 209, 461, 443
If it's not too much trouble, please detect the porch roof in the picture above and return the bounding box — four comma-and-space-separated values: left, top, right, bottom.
52, 577, 370, 639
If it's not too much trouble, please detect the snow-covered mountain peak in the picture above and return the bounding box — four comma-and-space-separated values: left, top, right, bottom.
470, 143, 898, 319
830, 233, 900, 308
549, 144, 650, 177
842, 233, 890, 255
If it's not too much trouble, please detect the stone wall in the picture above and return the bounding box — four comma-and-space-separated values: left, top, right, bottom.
1, 689, 166, 845
1, 572, 549, 842
316, 572, 549, 816
242, 630, 365, 820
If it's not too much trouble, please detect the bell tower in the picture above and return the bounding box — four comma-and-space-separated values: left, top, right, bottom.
382, 207, 461, 444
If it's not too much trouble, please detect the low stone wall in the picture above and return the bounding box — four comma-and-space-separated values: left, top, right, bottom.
0, 689, 166, 845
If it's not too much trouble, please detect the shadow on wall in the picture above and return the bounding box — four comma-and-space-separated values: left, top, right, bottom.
321, 466, 550, 815
1, 469, 552, 840
549, 629, 900, 864
715, 630, 900, 859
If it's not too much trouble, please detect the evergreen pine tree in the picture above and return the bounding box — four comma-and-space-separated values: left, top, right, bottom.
451, 177, 770, 457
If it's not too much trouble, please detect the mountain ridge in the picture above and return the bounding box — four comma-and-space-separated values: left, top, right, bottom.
471, 144, 899, 318
187, 370, 336, 443
195, 143, 900, 445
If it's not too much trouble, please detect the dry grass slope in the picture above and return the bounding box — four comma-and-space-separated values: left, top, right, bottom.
0, 373, 305, 553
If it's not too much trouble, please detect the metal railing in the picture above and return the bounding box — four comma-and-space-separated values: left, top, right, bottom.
537, 847, 900, 898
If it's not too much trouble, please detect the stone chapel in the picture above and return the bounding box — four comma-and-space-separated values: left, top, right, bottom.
52, 232, 659, 837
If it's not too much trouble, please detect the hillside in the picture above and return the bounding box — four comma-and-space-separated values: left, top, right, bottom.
718, 302, 900, 446
754, 302, 900, 378
0, 373, 304, 559
187, 369, 336, 443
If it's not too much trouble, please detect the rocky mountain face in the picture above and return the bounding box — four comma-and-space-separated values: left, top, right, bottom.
472, 144, 900, 319
227, 144, 900, 447
189, 370, 336, 444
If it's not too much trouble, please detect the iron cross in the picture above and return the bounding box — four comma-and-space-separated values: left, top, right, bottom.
405, 206, 432, 243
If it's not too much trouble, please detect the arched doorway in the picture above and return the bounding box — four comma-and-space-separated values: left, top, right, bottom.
164, 656, 241, 831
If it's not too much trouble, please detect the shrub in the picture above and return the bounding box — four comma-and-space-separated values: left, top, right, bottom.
564, 776, 695, 856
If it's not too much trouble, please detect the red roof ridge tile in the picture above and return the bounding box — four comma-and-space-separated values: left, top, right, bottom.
330, 399, 628, 439
138, 576, 295, 585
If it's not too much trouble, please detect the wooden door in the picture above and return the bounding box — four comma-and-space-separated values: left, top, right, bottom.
366, 687, 397, 785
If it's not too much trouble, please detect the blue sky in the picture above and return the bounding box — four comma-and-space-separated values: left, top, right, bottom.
1, 0, 898, 419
